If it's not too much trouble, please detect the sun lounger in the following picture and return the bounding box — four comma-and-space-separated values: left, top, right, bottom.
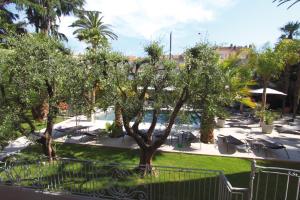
218, 135, 248, 152
56, 126, 90, 133
275, 127, 300, 135
260, 139, 289, 159
246, 138, 289, 159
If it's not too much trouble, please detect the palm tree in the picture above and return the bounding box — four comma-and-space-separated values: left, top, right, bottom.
280, 21, 300, 39
70, 10, 118, 49
22, 0, 85, 38
0, 2, 27, 40
278, 22, 300, 115
273, 0, 300, 8
254, 48, 285, 121
71, 10, 118, 122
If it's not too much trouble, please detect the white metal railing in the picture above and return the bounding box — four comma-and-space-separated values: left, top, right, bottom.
0, 157, 249, 200
249, 160, 300, 200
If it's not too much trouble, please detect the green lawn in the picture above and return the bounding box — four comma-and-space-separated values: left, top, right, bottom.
15, 143, 300, 189
20, 115, 65, 132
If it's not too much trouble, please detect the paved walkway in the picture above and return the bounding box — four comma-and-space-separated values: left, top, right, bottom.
0, 136, 32, 161
2, 113, 299, 162
52, 114, 300, 162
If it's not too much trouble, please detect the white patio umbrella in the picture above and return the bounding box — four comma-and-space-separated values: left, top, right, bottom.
250, 88, 286, 114
250, 88, 287, 96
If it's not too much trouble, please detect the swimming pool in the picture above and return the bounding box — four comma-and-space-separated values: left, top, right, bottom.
95, 110, 200, 125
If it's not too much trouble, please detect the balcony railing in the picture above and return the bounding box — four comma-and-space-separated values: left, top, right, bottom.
249, 161, 300, 200
0, 157, 249, 200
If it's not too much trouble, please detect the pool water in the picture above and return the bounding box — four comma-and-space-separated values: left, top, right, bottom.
95, 110, 200, 125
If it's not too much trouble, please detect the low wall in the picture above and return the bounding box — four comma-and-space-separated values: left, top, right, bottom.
0, 185, 93, 200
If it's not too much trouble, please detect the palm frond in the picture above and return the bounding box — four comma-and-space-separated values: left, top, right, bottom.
273, 0, 300, 8
71, 10, 118, 48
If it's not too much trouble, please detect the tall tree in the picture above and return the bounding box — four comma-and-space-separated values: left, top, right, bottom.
0, 2, 27, 43
278, 22, 300, 116
254, 47, 285, 121
280, 21, 300, 40
12, 0, 85, 121
292, 62, 300, 119
70, 10, 118, 49
3, 34, 87, 160
275, 39, 300, 115
71, 10, 118, 122
273, 0, 300, 8
100, 42, 218, 171
21, 0, 85, 39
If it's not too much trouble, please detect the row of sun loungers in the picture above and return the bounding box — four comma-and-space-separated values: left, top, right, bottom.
217, 134, 289, 159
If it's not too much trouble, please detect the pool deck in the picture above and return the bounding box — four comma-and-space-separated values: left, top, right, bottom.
50, 114, 300, 163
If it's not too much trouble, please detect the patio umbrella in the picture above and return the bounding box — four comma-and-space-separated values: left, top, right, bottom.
250, 88, 286, 114
250, 88, 286, 96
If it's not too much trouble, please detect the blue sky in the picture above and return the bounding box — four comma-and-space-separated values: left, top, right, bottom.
10, 0, 300, 56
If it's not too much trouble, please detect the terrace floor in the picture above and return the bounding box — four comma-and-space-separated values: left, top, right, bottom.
50, 113, 300, 163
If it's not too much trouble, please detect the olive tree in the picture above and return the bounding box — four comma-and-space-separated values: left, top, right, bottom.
2, 34, 87, 160
0, 48, 30, 148
100, 42, 217, 171
185, 44, 227, 143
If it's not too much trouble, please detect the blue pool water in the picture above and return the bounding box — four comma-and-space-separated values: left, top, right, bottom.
95, 110, 200, 125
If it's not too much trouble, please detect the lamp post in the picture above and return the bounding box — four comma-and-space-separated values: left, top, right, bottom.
169, 31, 172, 60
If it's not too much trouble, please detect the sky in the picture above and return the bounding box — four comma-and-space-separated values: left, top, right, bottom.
11, 0, 300, 56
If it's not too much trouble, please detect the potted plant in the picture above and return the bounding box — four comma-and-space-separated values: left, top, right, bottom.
216, 110, 229, 128
105, 122, 124, 138
261, 110, 277, 134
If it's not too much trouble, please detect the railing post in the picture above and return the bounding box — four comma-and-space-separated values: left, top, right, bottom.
248, 160, 256, 200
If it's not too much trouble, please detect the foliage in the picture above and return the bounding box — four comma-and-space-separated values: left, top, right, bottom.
0, 2, 27, 43
0, 111, 22, 149
105, 122, 123, 137
71, 10, 117, 49
98, 41, 216, 165
184, 43, 225, 143
254, 104, 278, 125
275, 39, 300, 65
144, 42, 163, 63
264, 110, 278, 125
254, 47, 285, 82
216, 110, 230, 120
252, 46, 285, 118
220, 48, 257, 108
0, 33, 87, 157
279, 21, 300, 39
273, 0, 300, 8
13, 0, 85, 40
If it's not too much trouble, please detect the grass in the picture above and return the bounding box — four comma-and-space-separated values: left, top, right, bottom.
20, 115, 65, 132
13, 143, 300, 189
2, 143, 300, 199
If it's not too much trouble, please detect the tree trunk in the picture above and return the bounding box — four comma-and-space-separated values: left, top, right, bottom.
239, 103, 244, 113
281, 65, 291, 115
90, 87, 96, 122
112, 103, 123, 137
139, 148, 155, 175
200, 106, 215, 143
40, 114, 56, 161
41, 80, 56, 161
261, 81, 267, 123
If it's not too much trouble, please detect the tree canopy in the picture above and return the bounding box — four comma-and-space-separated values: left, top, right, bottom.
0, 33, 87, 159
71, 10, 118, 49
